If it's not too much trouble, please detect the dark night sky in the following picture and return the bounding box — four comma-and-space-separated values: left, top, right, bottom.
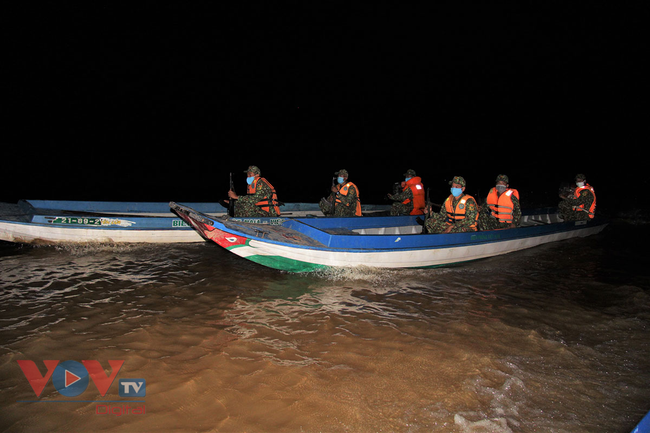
4, 2, 646, 211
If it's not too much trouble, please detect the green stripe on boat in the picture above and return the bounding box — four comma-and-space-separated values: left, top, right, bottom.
246, 254, 328, 272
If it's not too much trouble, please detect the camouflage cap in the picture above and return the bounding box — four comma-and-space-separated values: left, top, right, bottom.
449, 176, 466, 187
575, 173, 586, 181
244, 165, 261, 175
334, 169, 348, 177
495, 174, 509, 184
404, 169, 417, 177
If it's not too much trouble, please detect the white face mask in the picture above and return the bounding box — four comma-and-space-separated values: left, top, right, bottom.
576, 181, 585, 188
495, 185, 507, 194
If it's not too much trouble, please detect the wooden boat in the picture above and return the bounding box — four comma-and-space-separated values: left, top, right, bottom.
0, 200, 222, 245
170, 201, 609, 272
0, 200, 390, 245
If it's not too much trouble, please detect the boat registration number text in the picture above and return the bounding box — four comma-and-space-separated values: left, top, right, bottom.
51, 217, 136, 228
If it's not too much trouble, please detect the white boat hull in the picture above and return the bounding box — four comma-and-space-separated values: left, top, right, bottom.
0, 220, 203, 244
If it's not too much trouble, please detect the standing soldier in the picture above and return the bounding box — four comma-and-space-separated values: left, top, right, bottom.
478, 174, 521, 230
388, 169, 426, 216
319, 169, 362, 217
227, 166, 281, 217
424, 176, 479, 234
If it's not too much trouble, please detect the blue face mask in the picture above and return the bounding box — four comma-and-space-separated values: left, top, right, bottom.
337, 177, 345, 184
405, 177, 412, 182
451, 187, 463, 197
246, 176, 255, 185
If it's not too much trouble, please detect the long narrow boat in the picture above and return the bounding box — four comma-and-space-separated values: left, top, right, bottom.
0, 200, 390, 245
170, 201, 609, 272
0, 200, 223, 244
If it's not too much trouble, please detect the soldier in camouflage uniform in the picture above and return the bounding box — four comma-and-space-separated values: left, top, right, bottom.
558, 173, 596, 221
424, 176, 479, 234
388, 169, 426, 216
227, 166, 281, 218
478, 174, 521, 231
319, 169, 361, 217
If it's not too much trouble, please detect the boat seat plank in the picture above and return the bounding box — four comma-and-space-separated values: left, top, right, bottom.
322, 228, 360, 235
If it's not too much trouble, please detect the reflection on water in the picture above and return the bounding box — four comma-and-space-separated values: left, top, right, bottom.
0, 222, 649, 432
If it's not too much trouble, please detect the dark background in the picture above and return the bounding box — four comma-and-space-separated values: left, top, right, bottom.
4, 1, 646, 212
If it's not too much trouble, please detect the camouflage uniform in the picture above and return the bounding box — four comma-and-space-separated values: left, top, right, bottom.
389, 187, 414, 216
319, 169, 360, 217
558, 173, 595, 221
478, 174, 522, 231
424, 176, 479, 234
389, 169, 416, 216
234, 166, 280, 218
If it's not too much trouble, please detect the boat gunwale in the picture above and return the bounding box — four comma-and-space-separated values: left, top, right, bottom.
23, 199, 390, 216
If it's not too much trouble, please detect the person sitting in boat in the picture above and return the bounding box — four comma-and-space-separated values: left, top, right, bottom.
424, 176, 478, 234
319, 169, 362, 217
387, 169, 426, 216
227, 166, 281, 217
478, 174, 521, 230
558, 173, 596, 221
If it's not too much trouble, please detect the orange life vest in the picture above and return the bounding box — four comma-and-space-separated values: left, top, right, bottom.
247, 177, 281, 215
402, 177, 425, 215
444, 193, 478, 230
335, 182, 362, 216
574, 183, 596, 218
486, 187, 519, 224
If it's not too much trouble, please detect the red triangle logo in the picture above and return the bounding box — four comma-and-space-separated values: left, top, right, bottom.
65, 370, 81, 388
